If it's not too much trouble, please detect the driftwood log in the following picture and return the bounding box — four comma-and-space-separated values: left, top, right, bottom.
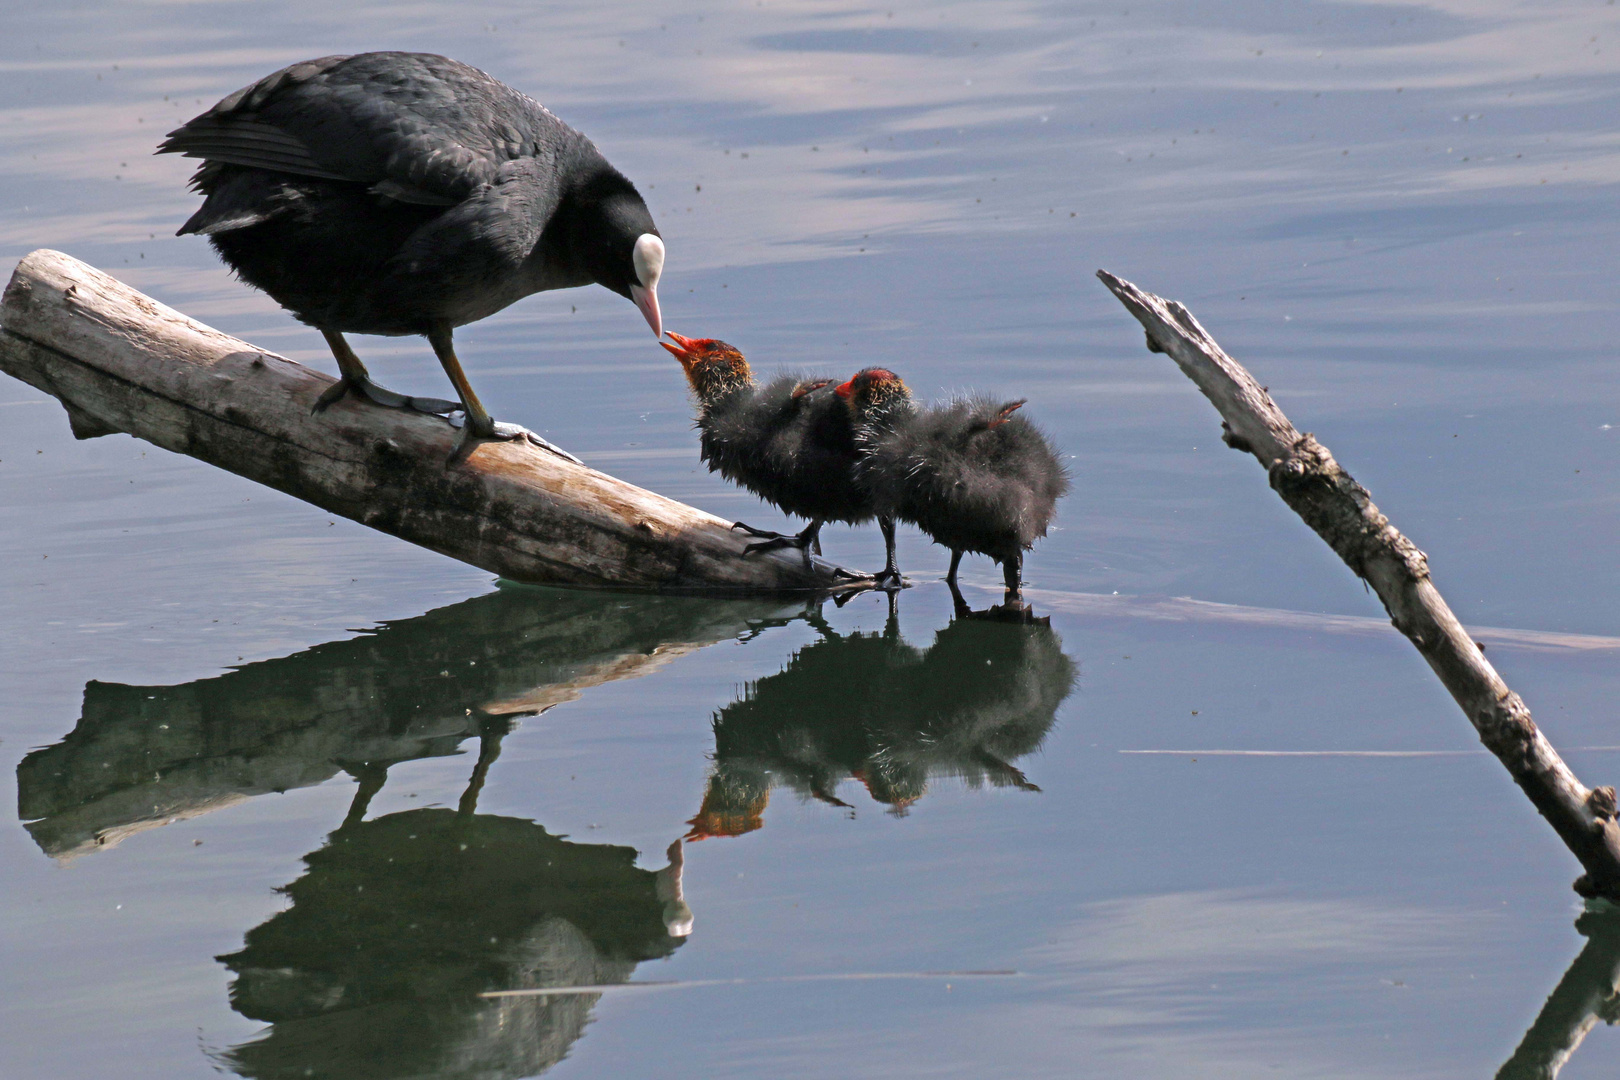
0, 249, 863, 593
1098, 269, 1620, 901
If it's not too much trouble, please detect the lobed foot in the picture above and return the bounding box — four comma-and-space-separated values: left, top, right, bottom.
313, 375, 462, 417
731, 521, 790, 542
446, 415, 585, 466
740, 534, 811, 558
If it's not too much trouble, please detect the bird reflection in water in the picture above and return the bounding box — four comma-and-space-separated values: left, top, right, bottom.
15, 583, 1070, 1078
13, 585, 769, 1080
216, 764, 691, 1080
686, 600, 1076, 839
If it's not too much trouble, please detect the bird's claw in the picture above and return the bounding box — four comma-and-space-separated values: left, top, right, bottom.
311, 379, 350, 414
363, 385, 462, 415
740, 535, 806, 558
731, 521, 788, 541
871, 570, 904, 591
445, 415, 584, 466
313, 376, 461, 417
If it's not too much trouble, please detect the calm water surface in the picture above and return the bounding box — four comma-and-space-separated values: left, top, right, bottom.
4, 2, 1620, 1077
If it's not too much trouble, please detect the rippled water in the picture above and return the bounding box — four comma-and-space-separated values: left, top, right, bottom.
4, 2, 1620, 1077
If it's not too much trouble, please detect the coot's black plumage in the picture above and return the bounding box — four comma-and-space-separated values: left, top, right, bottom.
661, 333, 894, 574
158, 52, 665, 458
839, 368, 1069, 601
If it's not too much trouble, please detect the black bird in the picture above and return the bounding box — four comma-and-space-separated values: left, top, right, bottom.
158, 52, 665, 460
837, 368, 1069, 603
661, 332, 893, 576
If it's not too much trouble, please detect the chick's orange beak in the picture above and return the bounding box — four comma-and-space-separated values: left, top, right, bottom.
834, 378, 856, 400
661, 332, 700, 371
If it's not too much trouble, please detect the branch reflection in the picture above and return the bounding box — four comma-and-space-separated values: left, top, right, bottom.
1498, 905, 1620, 1080
17, 586, 804, 860
17, 585, 1078, 1080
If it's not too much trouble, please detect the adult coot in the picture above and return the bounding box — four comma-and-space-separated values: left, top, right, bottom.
660, 332, 890, 574
838, 368, 1069, 603
158, 52, 664, 459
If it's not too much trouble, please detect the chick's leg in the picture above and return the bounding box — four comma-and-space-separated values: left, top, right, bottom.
1002, 552, 1025, 606
872, 516, 901, 589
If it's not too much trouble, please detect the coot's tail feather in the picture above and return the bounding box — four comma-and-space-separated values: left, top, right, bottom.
176, 167, 298, 236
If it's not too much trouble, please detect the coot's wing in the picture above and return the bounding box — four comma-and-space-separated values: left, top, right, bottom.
157, 52, 572, 206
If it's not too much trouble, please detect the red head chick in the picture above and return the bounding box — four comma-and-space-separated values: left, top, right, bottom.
834, 367, 913, 423
661, 332, 754, 402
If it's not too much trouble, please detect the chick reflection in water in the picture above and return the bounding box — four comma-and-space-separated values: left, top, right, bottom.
687, 603, 1076, 838
217, 771, 692, 1080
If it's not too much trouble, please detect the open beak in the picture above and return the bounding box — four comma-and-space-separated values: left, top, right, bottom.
630, 283, 662, 339
660, 332, 696, 371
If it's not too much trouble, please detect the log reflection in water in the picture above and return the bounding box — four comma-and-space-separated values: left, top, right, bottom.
216, 809, 690, 1080
1498, 906, 1620, 1080
687, 605, 1076, 838
18, 586, 805, 859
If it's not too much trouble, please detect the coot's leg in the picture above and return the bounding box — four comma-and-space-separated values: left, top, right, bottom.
945, 549, 964, 586
872, 516, 902, 589
428, 324, 582, 465
1002, 553, 1025, 606
741, 519, 823, 567
458, 714, 513, 817
337, 761, 390, 832
946, 575, 972, 619
801, 520, 823, 564
312, 329, 461, 416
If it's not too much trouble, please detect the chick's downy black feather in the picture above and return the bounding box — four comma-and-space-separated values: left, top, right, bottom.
698, 374, 869, 527
848, 373, 1069, 597
665, 335, 884, 568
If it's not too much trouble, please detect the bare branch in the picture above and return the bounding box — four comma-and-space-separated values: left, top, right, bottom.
1098, 268, 1620, 900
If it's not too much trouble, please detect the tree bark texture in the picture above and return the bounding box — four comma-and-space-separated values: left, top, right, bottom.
0, 249, 863, 594
1098, 268, 1620, 901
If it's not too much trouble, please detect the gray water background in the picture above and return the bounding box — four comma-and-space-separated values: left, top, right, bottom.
3, 1, 1620, 1076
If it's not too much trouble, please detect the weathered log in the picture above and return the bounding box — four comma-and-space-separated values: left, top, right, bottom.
0, 249, 864, 593
1098, 268, 1620, 901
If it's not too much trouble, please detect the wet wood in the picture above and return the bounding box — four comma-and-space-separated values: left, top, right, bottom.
1098, 268, 1620, 902
0, 249, 863, 593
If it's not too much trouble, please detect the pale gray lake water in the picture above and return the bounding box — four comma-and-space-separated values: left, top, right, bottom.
3, 2, 1620, 1077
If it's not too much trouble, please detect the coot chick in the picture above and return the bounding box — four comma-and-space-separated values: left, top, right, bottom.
661, 333, 892, 574
838, 368, 1069, 602
158, 52, 665, 460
